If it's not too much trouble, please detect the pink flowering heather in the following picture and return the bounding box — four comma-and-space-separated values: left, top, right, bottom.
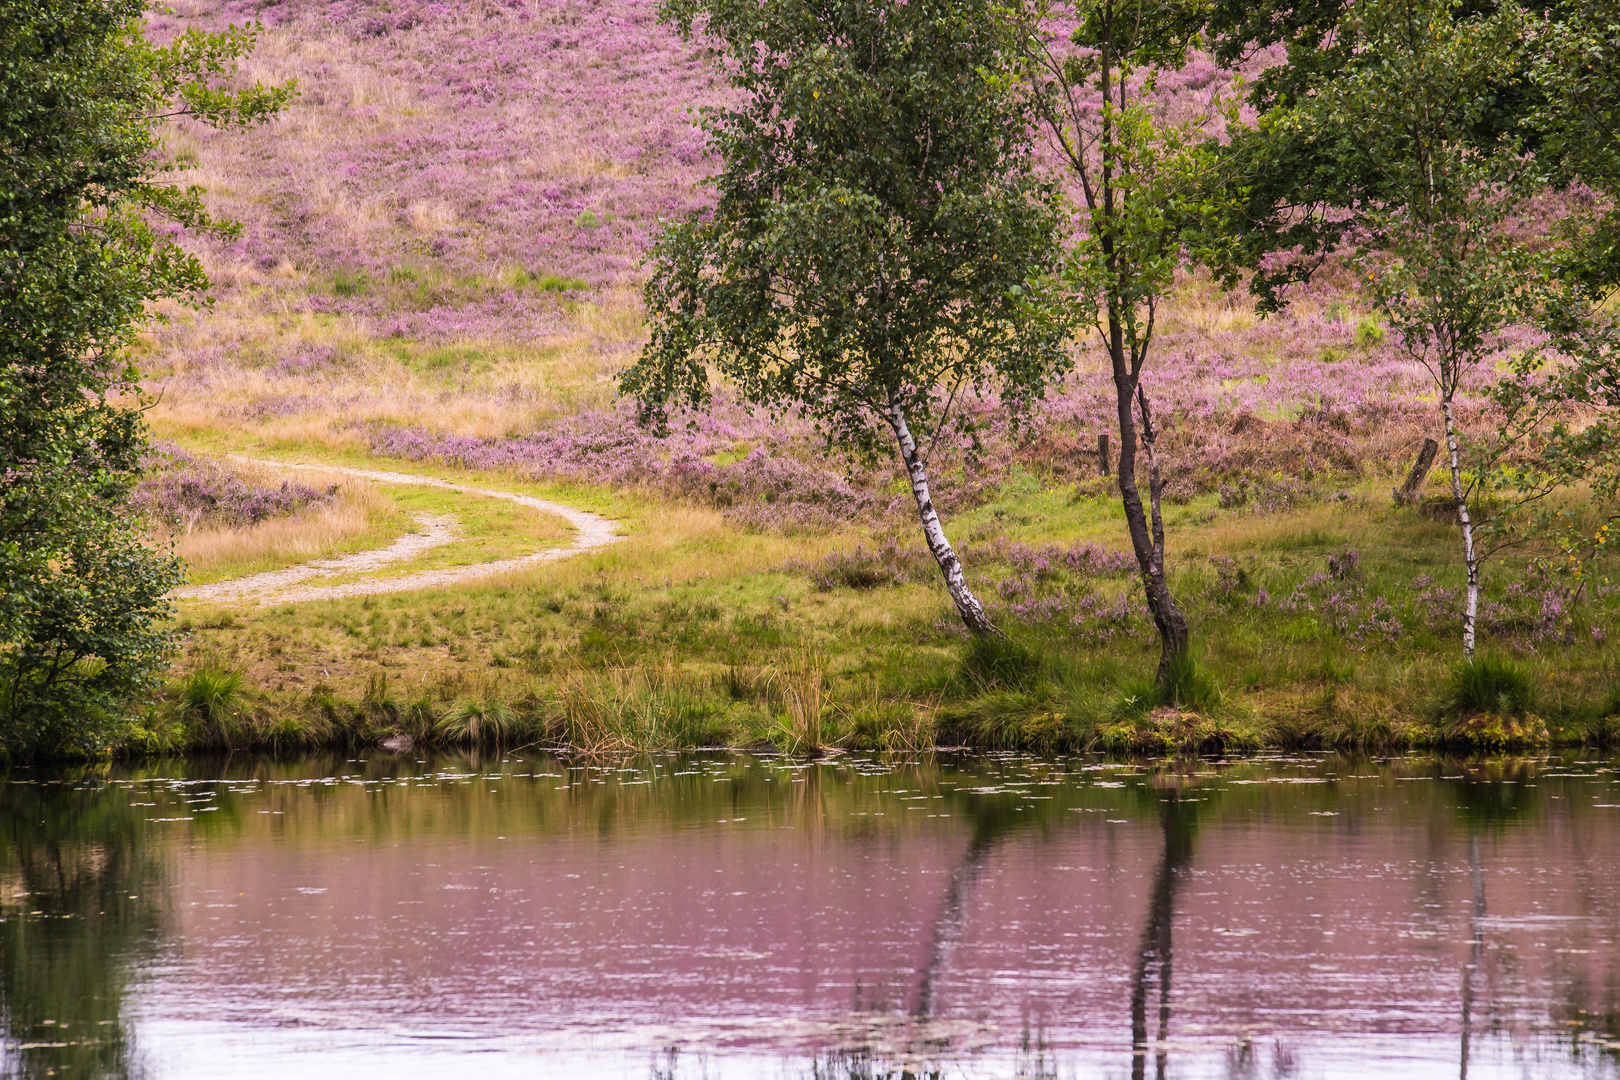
142, 0, 1550, 542
136, 443, 335, 530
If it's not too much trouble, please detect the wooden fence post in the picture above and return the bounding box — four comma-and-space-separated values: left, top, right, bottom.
1393, 438, 1439, 505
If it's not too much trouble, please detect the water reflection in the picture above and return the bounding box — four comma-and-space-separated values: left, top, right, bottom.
912, 799, 1029, 1019
1, 752, 1619, 1078
0, 771, 165, 1079
1130, 787, 1198, 1080
1460, 828, 1485, 1080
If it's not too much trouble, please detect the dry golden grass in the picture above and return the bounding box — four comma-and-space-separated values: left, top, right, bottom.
141, 288, 644, 446
162, 470, 405, 584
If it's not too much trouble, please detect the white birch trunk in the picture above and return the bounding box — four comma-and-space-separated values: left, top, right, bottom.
886, 395, 997, 636
1441, 396, 1480, 660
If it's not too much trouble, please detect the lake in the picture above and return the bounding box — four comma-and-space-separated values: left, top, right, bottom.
4, 751, 1619, 1078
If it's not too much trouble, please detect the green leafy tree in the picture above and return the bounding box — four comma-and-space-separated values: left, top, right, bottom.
1256, 0, 1620, 659
0, 0, 288, 752
1207, 0, 1547, 313
1534, 0, 1620, 296
622, 0, 1070, 636
1016, 0, 1239, 688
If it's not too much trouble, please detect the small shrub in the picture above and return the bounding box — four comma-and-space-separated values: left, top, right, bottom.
796, 542, 931, 590
135, 442, 334, 531
1208, 556, 1251, 604
1353, 317, 1386, 347
1441, 655, 1535, 718
1327, 549, 1361, 580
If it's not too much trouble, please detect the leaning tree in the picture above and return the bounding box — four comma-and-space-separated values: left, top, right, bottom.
622, 0, 1070, 636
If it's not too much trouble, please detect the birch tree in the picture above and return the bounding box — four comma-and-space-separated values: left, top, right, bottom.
624, 0, 1069, 636
1277, 0, 1587, 659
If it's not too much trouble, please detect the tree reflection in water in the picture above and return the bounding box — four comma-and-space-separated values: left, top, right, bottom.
0, 771, 166, 1080
1130, 788, 1197, 1080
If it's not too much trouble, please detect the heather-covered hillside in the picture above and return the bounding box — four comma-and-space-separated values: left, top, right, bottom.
145, 0, 1486, 518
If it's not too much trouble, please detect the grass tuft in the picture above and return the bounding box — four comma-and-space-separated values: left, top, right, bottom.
1160, 651, 1223, 712
178, 666, 245, 745
775, 649, 826, 753
961, 634, 1041, 690
1442, 655, 1536, 718
436, 699, 517, 746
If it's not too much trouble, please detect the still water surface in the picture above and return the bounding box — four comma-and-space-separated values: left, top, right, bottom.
4, 751, 1620, 1078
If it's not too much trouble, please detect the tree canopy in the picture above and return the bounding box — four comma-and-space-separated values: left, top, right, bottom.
623, 0, 1070, 634
0, 0, 288, 752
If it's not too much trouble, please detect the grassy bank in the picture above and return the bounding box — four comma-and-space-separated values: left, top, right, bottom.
110, 454, 1620, 762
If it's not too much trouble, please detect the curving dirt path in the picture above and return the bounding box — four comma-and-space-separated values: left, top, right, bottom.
173, 513, 460, 603
172, 458, 622, 606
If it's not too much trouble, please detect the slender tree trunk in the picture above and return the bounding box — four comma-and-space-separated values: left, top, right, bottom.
1440, 395, 1480, 660
1113, 371, 1189, 688
886, 394, 998, 636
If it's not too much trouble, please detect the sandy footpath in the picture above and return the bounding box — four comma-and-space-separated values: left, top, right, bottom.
170, 458, 622, 606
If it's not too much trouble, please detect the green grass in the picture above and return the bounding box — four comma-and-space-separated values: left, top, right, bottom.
119, 452, 1620, 760
1443, 654, 1536, 717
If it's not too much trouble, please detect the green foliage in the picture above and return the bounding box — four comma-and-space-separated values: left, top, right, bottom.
1231, 0, 1620, 658
1211, 0, 1546, 311
961, 634, 1041, 690
0, 0, 290, 755
1159, 650, 1222, 711
1442, 655, 1536, 718
1532, 2, 1620, 296
623, 0, 1070, 455
1022, 0, 1243, 360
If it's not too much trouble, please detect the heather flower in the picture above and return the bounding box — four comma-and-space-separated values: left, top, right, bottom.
135, 442, 334, 530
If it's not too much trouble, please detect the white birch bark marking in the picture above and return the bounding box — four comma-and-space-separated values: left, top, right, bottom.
886, 396, 996, 635
1441, 397, 1480, 660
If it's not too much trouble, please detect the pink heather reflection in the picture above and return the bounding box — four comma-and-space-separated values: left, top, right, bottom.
120, 757, 1620, 1079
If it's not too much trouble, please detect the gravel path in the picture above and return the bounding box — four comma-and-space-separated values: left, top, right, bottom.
172, 458, 622, 606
